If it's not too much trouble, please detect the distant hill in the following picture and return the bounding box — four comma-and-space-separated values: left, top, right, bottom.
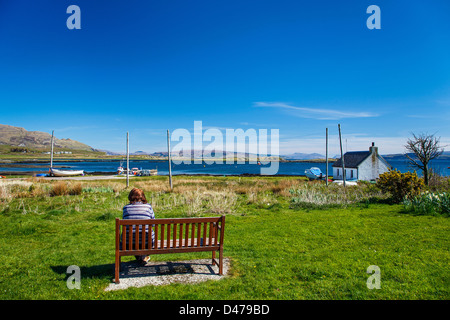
95, 149, 124, 156
0, 124, 94, 151
382, 152, 450, 161
94, 150, 167, 157
98, 149, 280, 159
151, 151, 168, 157
282, 152, 325, 160
132, 151, 150, 155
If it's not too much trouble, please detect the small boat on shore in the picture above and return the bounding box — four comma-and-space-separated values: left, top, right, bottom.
138, 169, 158, 176
305, 167, 323, 180
50, 168, 84, 177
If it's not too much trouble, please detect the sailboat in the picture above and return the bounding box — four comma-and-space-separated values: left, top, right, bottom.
48, 130, 84, 177
117, 160, 125, 174
50, 168, 84, 177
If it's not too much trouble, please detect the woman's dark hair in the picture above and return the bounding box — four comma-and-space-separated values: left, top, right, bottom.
128, 188, 147, 204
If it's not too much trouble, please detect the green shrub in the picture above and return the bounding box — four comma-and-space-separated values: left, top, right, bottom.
403, 192, 450, 216
376, 169, 424, 203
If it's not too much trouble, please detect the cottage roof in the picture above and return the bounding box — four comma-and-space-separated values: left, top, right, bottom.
332, 151, 371, 168
332, 150, 392, 169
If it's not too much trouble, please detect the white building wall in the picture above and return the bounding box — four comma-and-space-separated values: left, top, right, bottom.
333, 167, 341, 179
333, 167, 357, 180
357, 154, 390, 181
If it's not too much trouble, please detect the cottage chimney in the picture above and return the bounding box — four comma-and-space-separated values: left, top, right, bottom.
369, 142, 378, 154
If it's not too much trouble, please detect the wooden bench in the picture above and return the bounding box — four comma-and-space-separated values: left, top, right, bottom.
115, 216, 225, 284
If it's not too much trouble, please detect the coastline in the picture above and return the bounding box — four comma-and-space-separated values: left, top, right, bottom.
0, 157, 336, 164
1, 156, 448, 177
0, 171, 314, 177
0, 157, 336, 177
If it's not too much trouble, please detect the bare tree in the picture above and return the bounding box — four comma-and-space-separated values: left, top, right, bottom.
405, 133, 444, 185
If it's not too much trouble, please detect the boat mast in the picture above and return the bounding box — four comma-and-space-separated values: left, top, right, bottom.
50, 130, 54, 169
338, 124, 346, 188
167, 129, 173, 190
326, 127, 328, 186
126, 131, 129, 188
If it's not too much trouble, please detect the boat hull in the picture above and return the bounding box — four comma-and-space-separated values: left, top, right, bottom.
50, 169, 84, 177
305, 167, 323, 180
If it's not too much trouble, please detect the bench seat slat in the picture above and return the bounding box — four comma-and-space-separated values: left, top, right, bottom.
167, 224, 171, 248
193, 223, 197, 247
173, 224, 177, 248
203, 223, 207, 246
179, 223, 183, 248
185, 223, 189, 247
128, 225, 132, 250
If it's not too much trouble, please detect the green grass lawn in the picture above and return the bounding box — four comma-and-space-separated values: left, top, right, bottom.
0, 176, 448, 299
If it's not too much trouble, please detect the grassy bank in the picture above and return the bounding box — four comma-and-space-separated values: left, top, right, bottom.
0, 176, 448, 299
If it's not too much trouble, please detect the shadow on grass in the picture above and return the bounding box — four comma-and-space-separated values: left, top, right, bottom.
356, 197, 395, 208
51, 264, 114, 281
51, 259, 219, 284
397, 206, 449, 217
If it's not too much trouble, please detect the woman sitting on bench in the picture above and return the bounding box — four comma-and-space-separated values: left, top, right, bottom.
122, 188, 155, 264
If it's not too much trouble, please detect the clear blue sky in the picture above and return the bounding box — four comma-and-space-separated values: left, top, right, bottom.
1, 0, 449, 155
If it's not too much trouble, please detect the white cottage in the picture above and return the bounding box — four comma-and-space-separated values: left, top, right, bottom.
332, 143, 391, 181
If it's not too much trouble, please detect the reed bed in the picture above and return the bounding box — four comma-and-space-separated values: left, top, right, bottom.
289, 181, 388, 209
0, 176, 389, 216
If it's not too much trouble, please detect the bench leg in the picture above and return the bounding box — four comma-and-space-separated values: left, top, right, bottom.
219, 247, 223, 276
115, 254, 120, 284
212, 251, 216, 266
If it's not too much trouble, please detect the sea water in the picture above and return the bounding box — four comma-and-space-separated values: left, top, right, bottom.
1, 158, 449, 177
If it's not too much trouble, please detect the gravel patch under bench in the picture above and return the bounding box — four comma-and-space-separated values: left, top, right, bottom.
105, 258, 230, 291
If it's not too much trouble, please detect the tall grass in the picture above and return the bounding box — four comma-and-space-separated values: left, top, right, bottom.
289, 181, 387, 209
149, 187, 238, 216
0, 180, 34, 202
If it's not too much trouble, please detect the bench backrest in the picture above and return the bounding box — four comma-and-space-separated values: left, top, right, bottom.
115, 216, 225, 254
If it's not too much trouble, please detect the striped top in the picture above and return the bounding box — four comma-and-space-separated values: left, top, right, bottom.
123, 202, 155, 220
122, 202, 155, 236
